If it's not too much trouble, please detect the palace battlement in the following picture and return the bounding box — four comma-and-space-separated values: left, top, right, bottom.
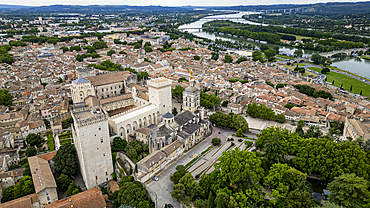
147, 77, 172, 88
72, 106, 109, 127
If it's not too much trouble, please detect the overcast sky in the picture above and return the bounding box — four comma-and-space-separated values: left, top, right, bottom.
6, 0, 369, 7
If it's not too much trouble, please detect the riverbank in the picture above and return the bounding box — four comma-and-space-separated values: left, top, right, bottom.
307, 65, 370, 97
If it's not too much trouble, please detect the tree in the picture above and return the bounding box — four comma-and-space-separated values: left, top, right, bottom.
260, 44, 269, 52
252, 50, 262, 61
215, 192, 228, 208
194, 55, 200, 60
332, 80, 335, 85
134, 43, 142, 49
170, 165, 189, 184
236, 57, 248, 64
66, 181, 80, 196
263, 132, 285, 165
107, 49, 115, 56
311, 53, 326, 65
295, 120, 305, 136
195, 199, 208, 208
56, 173, 72, 192
53, 143, 79, 176
87, 46, 96, 54
350, 85, 353, 91
315, 202, 345, 208
1, 175, 34, 203
287, 189, 320, 208
26, 134, 45, 148
236, 128, 244, 137
178, 77, 188, 82
171, 183, 186, 202
144, 42, 151, 47
212, 138, 221, 146
25, 146, 37, 157
216, 149, 264, 187
112, 137, 128, 152
211, 52, 219, 61
264, 49, 276, 62
0, 89, 12, 106
144, 46, 153, 53
172, 85, 185, 100
294, 49, 303, 58
221, 100, 228, 107
207, 192, 214, 208
117, 180, 151, 207
172, 107, 178, 116
275, 114, 286, 123
360, 90, 363, 95
328, 173, 370, 208
321, 68, 330, 74
92, 41, 108, 50
224, 55, 233, 63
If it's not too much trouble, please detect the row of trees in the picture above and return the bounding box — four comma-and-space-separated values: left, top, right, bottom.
209, 111, 249, 132
256, 127, 370, 181
294, 84, 333, 100
246, 103, 286, 123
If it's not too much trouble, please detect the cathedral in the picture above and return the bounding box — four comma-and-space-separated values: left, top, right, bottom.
70, 69, 210, 188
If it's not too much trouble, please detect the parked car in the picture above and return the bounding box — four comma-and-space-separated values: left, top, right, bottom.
152, 176, 159, 181
167, 204, 174, 208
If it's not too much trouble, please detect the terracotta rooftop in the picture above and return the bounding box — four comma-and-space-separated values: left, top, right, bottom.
0, 193, 38, 208
45, 187, 106, 208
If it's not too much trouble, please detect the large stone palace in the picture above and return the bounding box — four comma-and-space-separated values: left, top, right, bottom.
70, 70, 210, 187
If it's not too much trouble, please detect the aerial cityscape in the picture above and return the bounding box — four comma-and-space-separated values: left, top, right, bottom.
0, 1, 370, 208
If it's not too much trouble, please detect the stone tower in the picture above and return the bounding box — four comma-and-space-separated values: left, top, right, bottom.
70, 78, 95, 104
71, 106, 113, 190
138, 48, 145, 63
183, 79, 200, 113
148, 77, 172, 115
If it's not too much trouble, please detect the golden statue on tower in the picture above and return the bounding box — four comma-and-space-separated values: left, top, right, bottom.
190, 69, 193, 79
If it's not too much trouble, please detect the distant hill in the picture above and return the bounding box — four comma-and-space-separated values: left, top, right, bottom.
0, 4, 30, 9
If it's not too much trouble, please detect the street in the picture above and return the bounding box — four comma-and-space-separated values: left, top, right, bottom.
146, 126, 236, 208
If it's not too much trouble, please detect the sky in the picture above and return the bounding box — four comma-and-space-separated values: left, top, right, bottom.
3, 0, 369, 7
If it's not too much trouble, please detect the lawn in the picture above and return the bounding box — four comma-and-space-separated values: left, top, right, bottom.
47, 135, 55, 151
276, 55, 294, 60
278, 32, 311, 40
360, 55, 370, 60
308, 67, 370, 97
285, 65, 317, 77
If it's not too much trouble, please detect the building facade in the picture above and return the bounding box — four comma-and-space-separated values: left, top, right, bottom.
71, 106, 114, 189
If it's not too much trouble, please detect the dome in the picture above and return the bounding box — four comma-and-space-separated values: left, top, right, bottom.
163, 112, 174, 119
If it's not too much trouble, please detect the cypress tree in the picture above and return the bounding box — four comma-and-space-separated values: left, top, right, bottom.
341, 83, 343, 87
360, 90, 363, 96
332, 80, 335, 85
207, 192, 214, 208
350, 85, 353, 91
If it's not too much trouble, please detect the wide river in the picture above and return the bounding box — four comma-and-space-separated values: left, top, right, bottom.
178, 11, 370, 79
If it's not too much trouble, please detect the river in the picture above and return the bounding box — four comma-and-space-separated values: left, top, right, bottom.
178, 11, 370, 78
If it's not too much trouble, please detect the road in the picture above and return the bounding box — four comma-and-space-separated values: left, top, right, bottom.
146, 126, 234, 208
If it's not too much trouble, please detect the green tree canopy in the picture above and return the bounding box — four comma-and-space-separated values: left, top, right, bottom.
107, 49, 115, 56
53, 143, 79, 176
25, 146, 37, 157
0, 89, 12, 106
328, 173, 370, 208
111, 137, 128, 152
26, 133, 45, 148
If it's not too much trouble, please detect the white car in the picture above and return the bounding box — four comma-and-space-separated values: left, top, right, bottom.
152, 176, 159, 181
